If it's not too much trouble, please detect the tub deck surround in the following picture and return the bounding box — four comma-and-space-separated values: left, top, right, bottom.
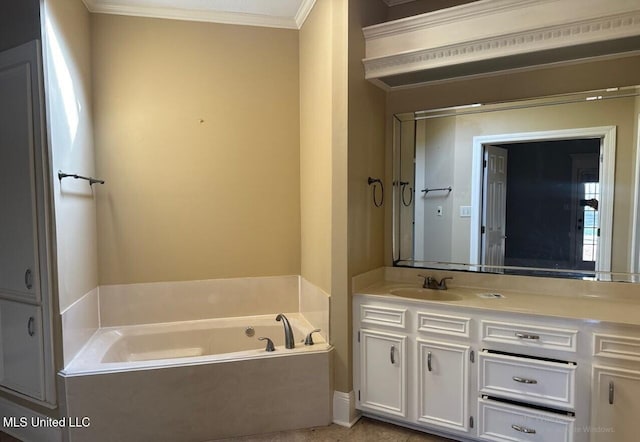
353, 268, 640, 326
59, 349, 333, 442
63, 313, 329, 375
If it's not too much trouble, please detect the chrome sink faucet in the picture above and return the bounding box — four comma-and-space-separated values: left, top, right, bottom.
276, 313, 295, 349
418, 275, 453, 290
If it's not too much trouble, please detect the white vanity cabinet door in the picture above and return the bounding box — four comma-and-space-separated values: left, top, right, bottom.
0, 299, 44, 400
591, 366, 640, 442
417, 339, 470, 433
0, 57, 38, 301
359, 329, 407, 418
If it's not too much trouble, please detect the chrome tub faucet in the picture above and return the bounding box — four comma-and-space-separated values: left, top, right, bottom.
276, 313, 295, 349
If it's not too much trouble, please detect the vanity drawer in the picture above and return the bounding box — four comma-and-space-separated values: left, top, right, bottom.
479, 351, 576, 410
360, 304, 407, 330
416, 311, 471, 338
482, 320, 578, 352
593, 333, 640, 362
478, 398, 574, 442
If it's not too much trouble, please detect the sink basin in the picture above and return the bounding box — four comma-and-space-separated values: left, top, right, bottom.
389, 288, 464, 301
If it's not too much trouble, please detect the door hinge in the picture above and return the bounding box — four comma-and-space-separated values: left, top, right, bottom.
483, 159, 487, 168
481, 225, 486, 234
470, 350, 475, 363
470, 416, 474, 428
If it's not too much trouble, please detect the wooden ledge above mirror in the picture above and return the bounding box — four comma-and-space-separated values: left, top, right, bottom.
363, 0, 640, 90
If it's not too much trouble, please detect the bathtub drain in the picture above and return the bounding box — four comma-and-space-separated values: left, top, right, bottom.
245, 326, 255, 337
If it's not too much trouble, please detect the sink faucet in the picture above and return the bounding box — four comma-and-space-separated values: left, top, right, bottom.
276, 313, 295, 349
418, 275, 453, 290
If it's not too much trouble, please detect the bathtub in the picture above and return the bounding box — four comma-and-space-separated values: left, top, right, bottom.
60, 313, 333, 442
64, 313, 328, 375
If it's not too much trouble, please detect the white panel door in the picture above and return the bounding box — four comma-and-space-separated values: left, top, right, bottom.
0, 299, 44, 399
482, 145, 508, 270
0, 56, 38, 300
359, 329, 407, 418
417, 339, 470, 433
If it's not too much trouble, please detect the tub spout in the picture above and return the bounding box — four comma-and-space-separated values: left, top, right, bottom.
275, 314, 295, 349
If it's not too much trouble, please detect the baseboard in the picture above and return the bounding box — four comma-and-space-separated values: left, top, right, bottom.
0, 396, 63, 442
332, 390, 361, 427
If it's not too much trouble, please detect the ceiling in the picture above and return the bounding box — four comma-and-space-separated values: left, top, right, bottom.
82, 0, 318, 29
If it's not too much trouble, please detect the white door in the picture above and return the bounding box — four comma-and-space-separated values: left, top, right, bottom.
359, 329, 407, 418
482, 145, 508, 270
0, 53, 38, 300
417, 339, 470, 433
592, 366, 640, 442
0, 299, 44, 399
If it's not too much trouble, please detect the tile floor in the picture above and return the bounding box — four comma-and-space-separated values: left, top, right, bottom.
216, 417, 455, 441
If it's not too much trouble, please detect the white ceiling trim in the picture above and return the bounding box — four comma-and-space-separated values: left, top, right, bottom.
295, 0, 317, 29
82, 0, 317, 30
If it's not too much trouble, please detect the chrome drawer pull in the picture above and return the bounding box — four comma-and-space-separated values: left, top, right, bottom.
427, 351, 432, 372
27, 317, 35, 336
609, 381, 614, 405
512, 424, 536, 434
515, 332, 540, 340
513, 376, 538, 384
25, 268, 33, 290
390, 345, 396, 365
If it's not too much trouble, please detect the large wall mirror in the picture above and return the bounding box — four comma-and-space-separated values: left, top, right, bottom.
392, 86, 640, 282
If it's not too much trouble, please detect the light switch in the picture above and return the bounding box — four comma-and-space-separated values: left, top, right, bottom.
460, 206, 471, 217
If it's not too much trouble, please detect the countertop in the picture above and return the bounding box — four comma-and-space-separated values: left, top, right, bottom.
355, 281, 640, 327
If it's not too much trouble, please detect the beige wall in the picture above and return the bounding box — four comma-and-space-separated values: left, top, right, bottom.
92, 15, 301, 285
300, 1, 333, 294
299, 0, 352, 393
43, 0, 98, 313
342, 0, 388, 393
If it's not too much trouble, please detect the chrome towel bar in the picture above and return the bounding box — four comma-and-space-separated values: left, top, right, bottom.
58, 170, 105, 186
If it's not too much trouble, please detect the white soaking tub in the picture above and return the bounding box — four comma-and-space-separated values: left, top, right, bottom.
64, 313, 328, 374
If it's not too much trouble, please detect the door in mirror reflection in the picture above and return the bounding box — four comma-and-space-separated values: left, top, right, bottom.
481, 139, 601, 274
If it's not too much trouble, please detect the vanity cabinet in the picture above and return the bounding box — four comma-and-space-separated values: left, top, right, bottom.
359, 329, 407, 418
354, 298, 474, 436
354, 293, 593, 442
590, 329, 640, 442
417, 339, 470, 432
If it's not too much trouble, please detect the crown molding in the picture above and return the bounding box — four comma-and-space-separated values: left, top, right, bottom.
363, 0, 640, 88
82, 0, 310, 30
295, 0, 317, 28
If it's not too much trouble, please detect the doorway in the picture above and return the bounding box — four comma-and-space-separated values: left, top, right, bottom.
470, 127, 616, 274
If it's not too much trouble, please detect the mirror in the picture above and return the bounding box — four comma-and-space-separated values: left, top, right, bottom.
393, 86, 640, 282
